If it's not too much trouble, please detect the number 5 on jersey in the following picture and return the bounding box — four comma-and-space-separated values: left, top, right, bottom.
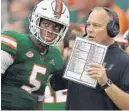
21, 64, 47, 93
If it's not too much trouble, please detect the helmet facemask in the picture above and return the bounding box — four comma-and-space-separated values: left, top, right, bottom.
37, 18, 67, 46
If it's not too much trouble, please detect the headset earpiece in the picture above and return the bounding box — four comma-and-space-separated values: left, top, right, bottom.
104, 7, 119, 38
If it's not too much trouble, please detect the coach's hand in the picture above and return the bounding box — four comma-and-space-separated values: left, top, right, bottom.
87, 63, 108, 86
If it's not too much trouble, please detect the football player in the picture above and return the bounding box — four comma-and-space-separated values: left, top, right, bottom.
1, 0, 70, 110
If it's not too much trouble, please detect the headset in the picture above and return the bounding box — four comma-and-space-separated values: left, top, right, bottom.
84, 7, 120, 38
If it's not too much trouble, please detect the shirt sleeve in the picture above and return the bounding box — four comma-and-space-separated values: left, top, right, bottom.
1, 50, 14, 74
50, 62, 68, 91
120, 60, 129, 93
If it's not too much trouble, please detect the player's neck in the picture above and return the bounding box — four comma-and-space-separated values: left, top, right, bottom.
30, 37, 48, 54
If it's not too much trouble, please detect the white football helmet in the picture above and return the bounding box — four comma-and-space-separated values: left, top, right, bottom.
29, 0, 70, 46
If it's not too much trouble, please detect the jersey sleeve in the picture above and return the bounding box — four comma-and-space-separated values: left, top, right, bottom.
49, 47, 68, 91
1, 31, 19, 56
1, 50, 14, 74
51, 46, 64, 71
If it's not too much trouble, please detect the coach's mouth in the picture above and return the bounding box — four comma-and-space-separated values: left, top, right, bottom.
88, 36, 95, 41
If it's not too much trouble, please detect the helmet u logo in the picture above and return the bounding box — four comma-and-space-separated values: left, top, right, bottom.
52, 0, 63, 19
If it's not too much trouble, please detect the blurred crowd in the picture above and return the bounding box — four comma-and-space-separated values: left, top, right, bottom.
1, 0, 129, 58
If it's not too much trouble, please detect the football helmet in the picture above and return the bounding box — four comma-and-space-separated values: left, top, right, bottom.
29, 0, 70, 46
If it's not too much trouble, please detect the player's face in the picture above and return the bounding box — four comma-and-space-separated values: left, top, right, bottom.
40, 19, 62, 42
86, 9, 111, 45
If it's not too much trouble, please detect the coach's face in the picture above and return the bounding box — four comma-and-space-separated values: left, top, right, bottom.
86, 8, 112, 45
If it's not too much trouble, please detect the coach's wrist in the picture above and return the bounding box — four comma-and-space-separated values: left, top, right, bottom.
101, 79, 113, 90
